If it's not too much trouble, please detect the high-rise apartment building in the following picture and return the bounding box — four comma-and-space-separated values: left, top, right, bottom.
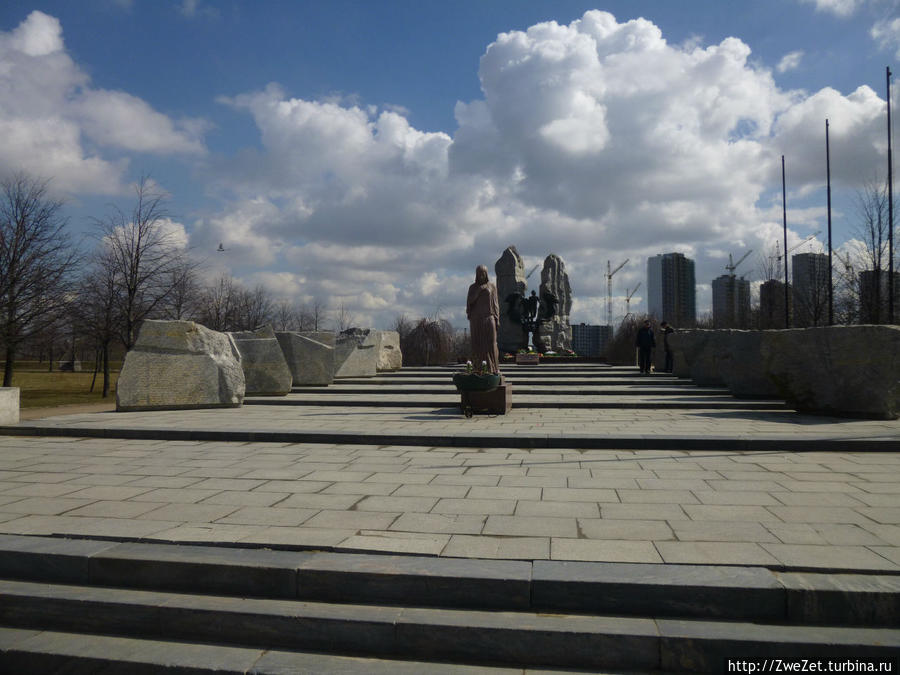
571, 323, 611, 357
647, 252, 696, 326
791, 252, 829, 327
712, 275, 751, 328
859, 269, 900, 323
759, 279, 790, 329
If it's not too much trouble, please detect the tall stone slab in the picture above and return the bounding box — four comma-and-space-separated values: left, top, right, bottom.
715, 330, 780, 399
116, 320, 244, 411
0, 388, 18, 425
335, 328, 378, 378
494, 246, 528, 354
761, 325, 900, 419
376, 330, 402, 371
275, 331, 335, 386
228, 324, 292, 396
538, 253, 572, 352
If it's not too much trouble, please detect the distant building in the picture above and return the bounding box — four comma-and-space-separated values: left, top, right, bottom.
712, 275, 751, 328
571, 323, 611, 357
859, 269, 900, 324
792, 252, 829, 327
647, 252, 696, 327
759, 279, 790, 329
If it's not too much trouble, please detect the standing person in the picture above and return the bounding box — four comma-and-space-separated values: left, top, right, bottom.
660, 320, 675, 373
635, 319, 655, 374
466, 265, 500, 374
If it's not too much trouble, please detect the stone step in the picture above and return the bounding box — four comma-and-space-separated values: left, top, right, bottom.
1, 536, 897, 625
1, 578, 897, 672
0, 627, 520, 674
251, 395, 786, 410
293, 385, 728, 396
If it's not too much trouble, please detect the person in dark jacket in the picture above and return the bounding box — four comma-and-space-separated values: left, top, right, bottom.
660, 320, 675, 373
635, 319, 655, 373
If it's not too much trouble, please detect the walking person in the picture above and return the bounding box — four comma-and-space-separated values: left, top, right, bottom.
660, 320, 675, 373
635, 319, 655, 374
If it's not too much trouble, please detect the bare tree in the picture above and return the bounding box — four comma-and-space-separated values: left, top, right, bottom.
852, 180, 898, 323
233, 284, 274, 330
161, 258, 202, 321
400, 317, 455, 366
273, 299, 298, 331
197, 273, 237, 331
0, 173, 80, 386
301, 298, 328, 331
93, 176, 183, 350
334, 302, 355, 331
77, 247, 120, 397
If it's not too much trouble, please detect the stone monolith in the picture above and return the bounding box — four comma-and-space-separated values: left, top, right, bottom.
376, 330, 402, 371
538, 253, 572, 352
229, 324, 292, 396
335, 328, 378, 378
275, 331, 335, 385
116, 320, 244, 411
494, 246, 528, 354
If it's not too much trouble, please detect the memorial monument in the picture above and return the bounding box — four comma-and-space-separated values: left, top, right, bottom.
494, 246, 528, 353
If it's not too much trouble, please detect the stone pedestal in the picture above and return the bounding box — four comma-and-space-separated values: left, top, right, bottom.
460, 377, 512, 415
0, 388, 19, 425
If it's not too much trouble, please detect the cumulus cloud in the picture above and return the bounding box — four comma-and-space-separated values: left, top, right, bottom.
777, 50, 804, 73
0, 11, 207, 194
187, 11, 894, 326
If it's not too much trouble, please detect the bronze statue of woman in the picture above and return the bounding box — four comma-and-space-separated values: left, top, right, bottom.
466, 264, 500, 374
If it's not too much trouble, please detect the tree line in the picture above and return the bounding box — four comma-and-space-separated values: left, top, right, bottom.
0, 172, 334, 396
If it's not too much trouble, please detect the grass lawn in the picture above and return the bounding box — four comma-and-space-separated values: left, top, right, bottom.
1, 367, 119, 408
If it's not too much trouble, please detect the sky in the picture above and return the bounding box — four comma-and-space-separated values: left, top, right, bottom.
1, 0, 899, 329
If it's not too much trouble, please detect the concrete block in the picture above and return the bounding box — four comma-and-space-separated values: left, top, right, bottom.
275, 331, 335, 385
0, 387, 19, 425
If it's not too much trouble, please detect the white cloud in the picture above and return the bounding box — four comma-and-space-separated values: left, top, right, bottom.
799, 0, 865, 17
181, 11, 895, 326
871, 17, 900, 58
0, 11, 207, 194
777, 50, 804, 73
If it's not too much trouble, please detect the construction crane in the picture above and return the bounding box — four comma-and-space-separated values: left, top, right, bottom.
624, 282, 641, 318
525, 264, 540, 280
725, 250, 753, 277
607, 259, 628, 328
769, 231, 820, 281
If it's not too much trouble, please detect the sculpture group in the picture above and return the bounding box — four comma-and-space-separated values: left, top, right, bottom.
495, 246, 572, 354
116, 320, 402, 412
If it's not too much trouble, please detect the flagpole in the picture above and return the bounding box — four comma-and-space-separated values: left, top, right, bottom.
827, 119, 833, 324
783, 155, 790, 328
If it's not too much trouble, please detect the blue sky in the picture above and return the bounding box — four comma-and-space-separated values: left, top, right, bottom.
1, 0, 898, 327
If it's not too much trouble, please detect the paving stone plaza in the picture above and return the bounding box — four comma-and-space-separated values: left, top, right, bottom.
1, 364, 899, 569
0, 363, 898, 671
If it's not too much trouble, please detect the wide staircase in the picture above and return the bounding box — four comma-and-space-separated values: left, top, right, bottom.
249, 363, 788, 411
0, 534, 897, 673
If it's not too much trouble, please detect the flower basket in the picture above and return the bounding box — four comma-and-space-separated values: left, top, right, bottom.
452, 372, 501, 392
